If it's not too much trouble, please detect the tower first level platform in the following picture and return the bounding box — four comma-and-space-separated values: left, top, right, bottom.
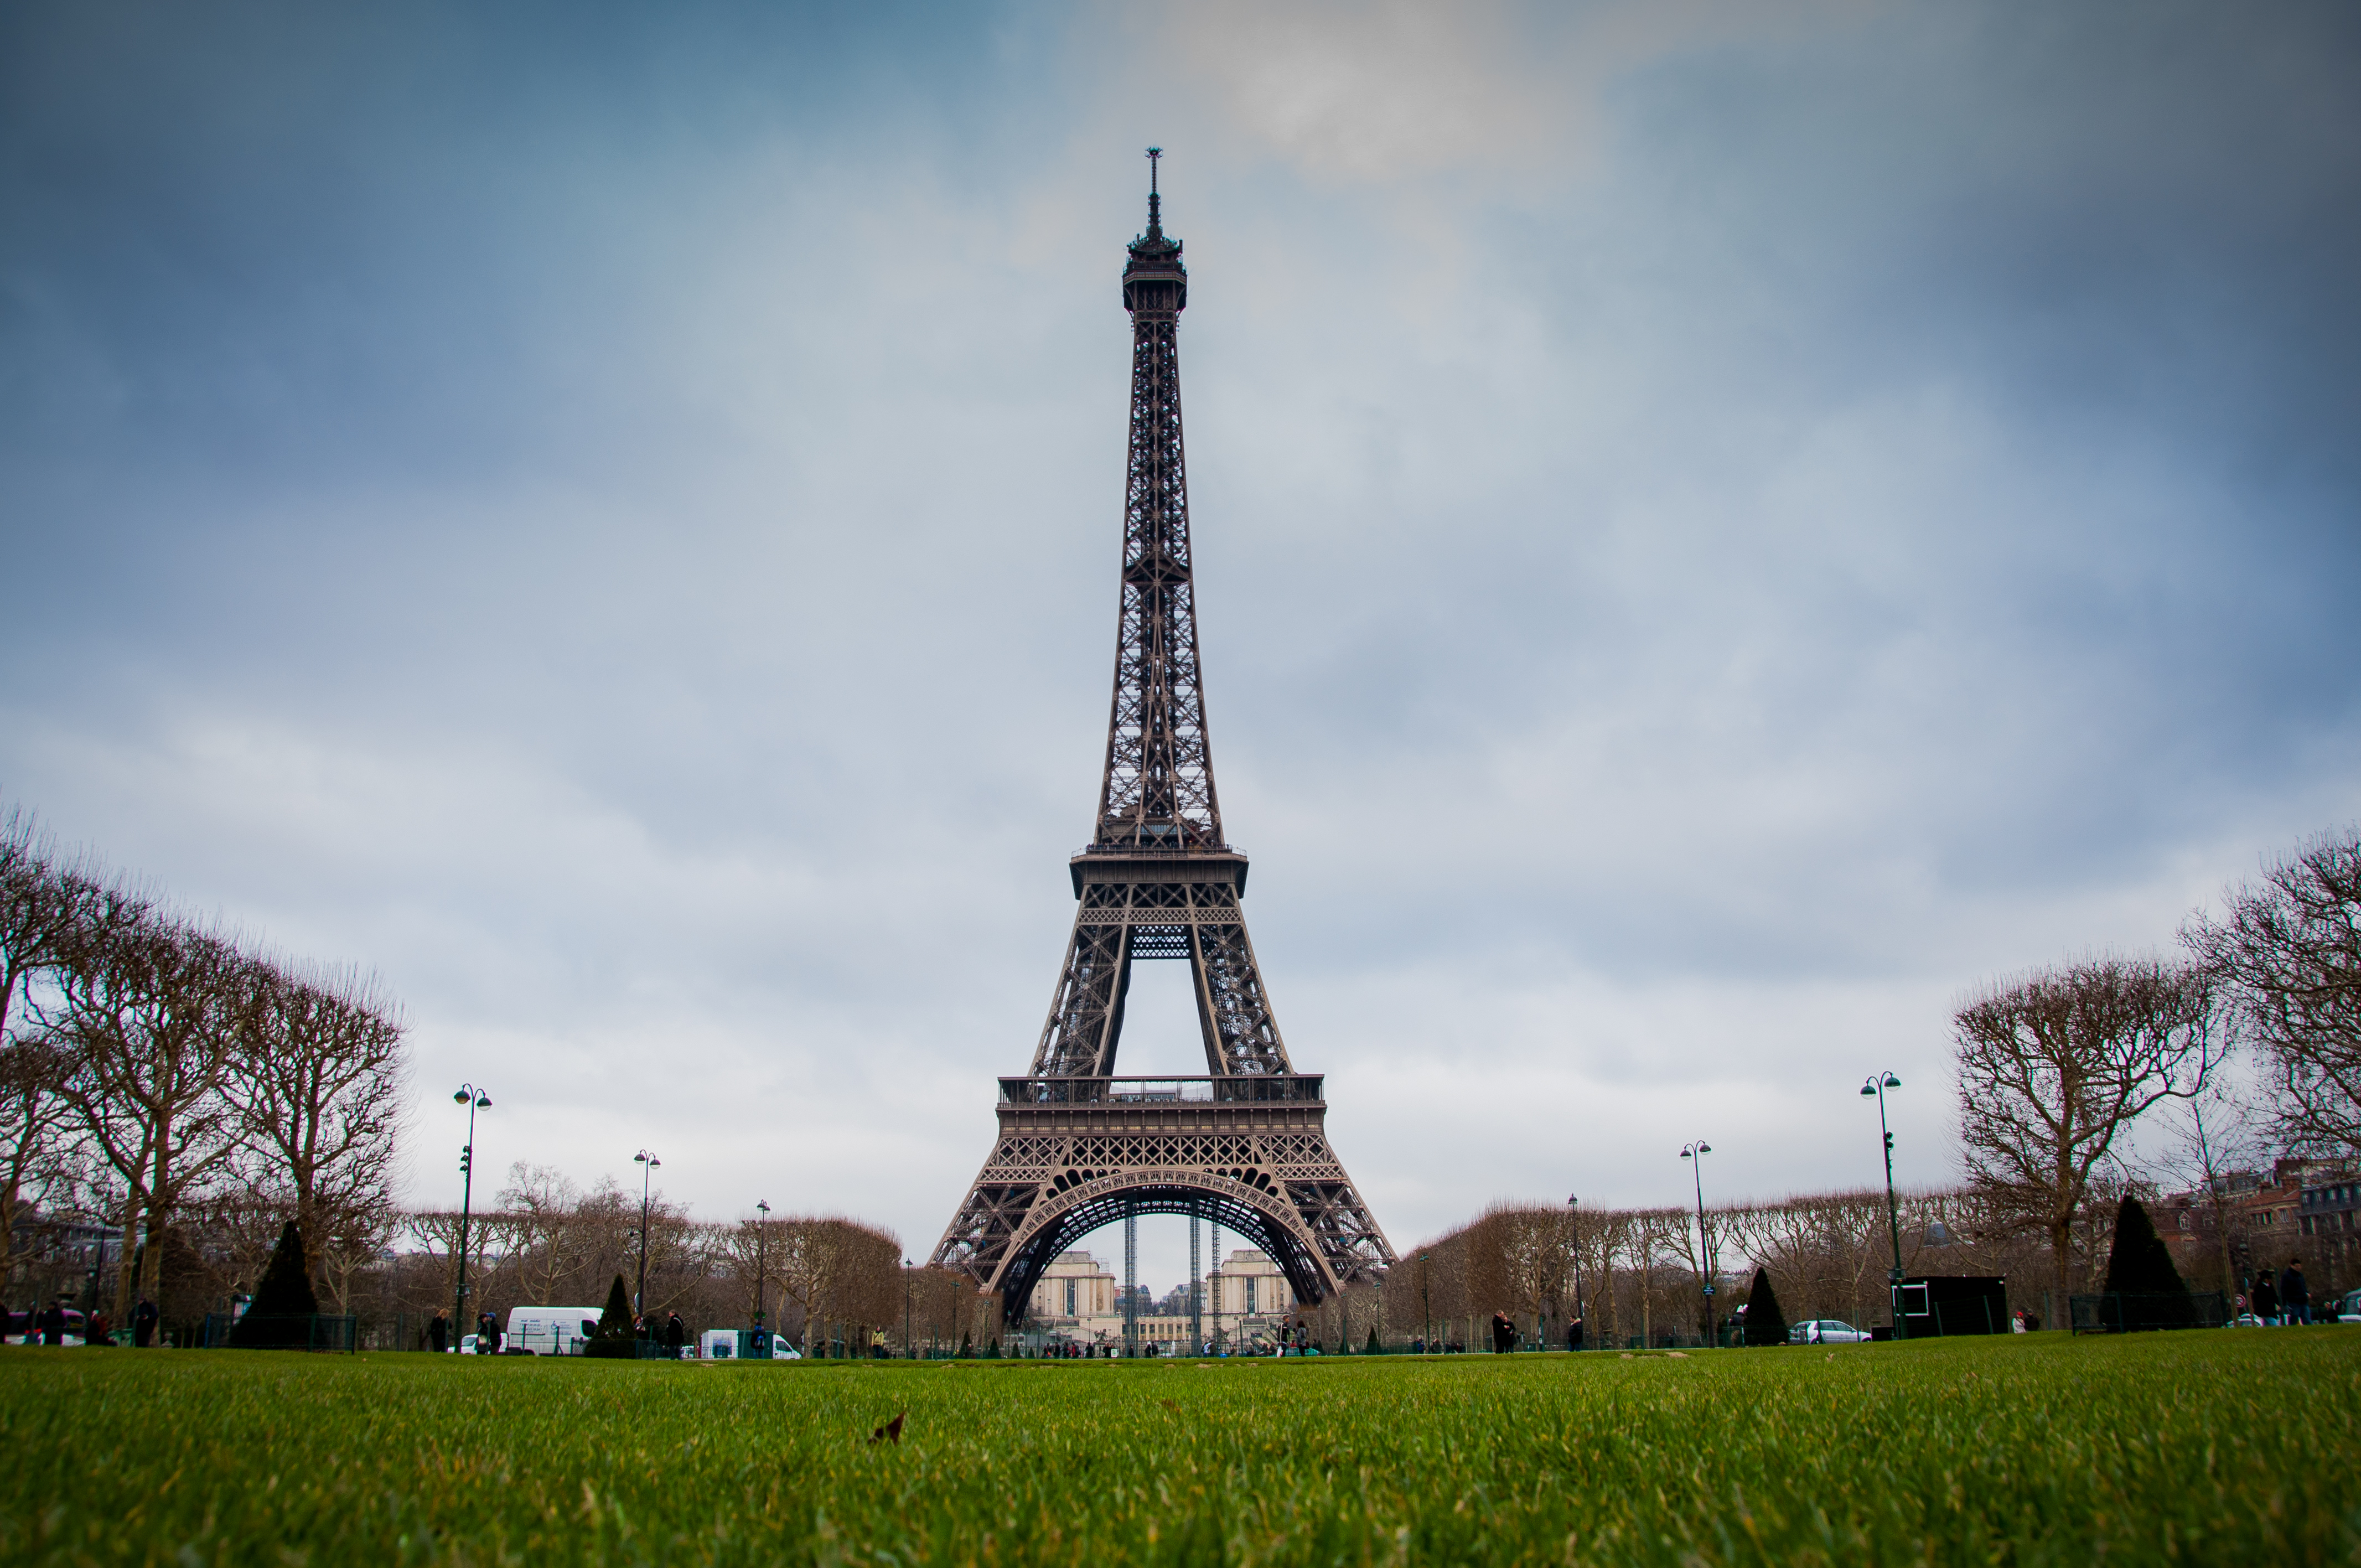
934, 1073, 1389, 1322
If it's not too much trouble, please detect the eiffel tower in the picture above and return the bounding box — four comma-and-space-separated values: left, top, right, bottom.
931, 153, 1395, 1326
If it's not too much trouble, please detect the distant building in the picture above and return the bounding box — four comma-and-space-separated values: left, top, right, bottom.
2301, 1176, 2361, 1241
1023, 1246, 1302, 1354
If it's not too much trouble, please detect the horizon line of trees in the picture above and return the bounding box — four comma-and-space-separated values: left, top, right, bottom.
1, 805, 406, 1327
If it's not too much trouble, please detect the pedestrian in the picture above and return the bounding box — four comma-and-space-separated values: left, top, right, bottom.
86, 1310, 111, 1347
2280, 1259, 2310, 1326
2250, 1269, 2280, 1325
664, 1311, 686, 1359
1566, 1313, 1585, 1352
133, 1297, 159, 1348
427, 1308, 449, 1353
1491, 1310, 1515, 1354
37, 1298, 67, 1346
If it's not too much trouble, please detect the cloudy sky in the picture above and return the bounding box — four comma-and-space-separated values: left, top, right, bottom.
4, 0, 2356, 1293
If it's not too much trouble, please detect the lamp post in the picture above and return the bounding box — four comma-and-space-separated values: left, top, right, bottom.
1566, 1193, 1584, 1352
453, 1085, 491, 1337
632, 1150, 661, 1317
753, 1200, 770, 1333
1419, 1250, 1432, 1354
1862, 1072, 1904, 1338
1679, 1141, 1715, 1346
904, 1258, 914, 1360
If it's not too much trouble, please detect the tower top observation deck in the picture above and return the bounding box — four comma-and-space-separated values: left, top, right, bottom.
1123, 147, 1187, 315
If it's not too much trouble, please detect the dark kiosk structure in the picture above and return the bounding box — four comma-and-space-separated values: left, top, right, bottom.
1897, 1276, 2010, 1337
931, 156, 1396, 1323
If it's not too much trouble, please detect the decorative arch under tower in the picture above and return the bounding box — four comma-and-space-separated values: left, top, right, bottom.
930, 153, 1396, 1323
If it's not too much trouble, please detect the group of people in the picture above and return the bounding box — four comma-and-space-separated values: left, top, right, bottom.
2241, 1259, 2318, 1325
12, 1297, 159, 1347
421, 1308, 510, 1354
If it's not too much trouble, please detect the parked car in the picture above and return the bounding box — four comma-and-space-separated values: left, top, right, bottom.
2336, 1288, 2361, 1324
1788, 1319, 1872, 1344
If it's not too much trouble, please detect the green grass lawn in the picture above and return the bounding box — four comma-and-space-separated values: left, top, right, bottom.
2, 1331, 2355, 1566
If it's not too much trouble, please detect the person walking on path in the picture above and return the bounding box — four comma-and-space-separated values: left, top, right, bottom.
37, 1299, 68, 1346
2250, 1269, 2281, 1325
664, 1312, 686, 1359
1566, 1314, 1585, 1351
133, 1298, 158, 1348
1491, 1311, 1516, 1354
2281, 1260, 2310, 1325
427, 1309, 448, 1353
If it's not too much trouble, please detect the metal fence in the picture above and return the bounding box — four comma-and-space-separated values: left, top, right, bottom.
199, 1313, 359, 1352
2068, 1292, 2231, 1333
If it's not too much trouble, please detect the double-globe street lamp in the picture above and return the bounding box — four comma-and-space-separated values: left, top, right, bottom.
1679, 1141, 1715, 1347
753, 1200, 770, 1344
633, 1150, 661, 1319
1418, 1250, 1432, 1354
453, 1085, 492, 1338
1862, 1072, 1904, 1338
1566, 1194, 1584, 1352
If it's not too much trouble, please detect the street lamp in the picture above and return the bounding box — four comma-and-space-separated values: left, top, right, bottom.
453, 1085, 491, 1339
1680, 1142, 1715, 1346
1862, 1072, 1904, 1338
1566, 1194, 1584, 1352
753, 1200, 770, 1334
904, 1258, 914, 1360
1419, 1250, 1432, 1354
633, 1150, 661, 1317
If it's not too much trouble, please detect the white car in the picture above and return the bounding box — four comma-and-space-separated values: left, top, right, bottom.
1789, 1319, 1872, 1344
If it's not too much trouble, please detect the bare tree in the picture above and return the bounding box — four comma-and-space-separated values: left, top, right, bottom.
50, 907, 257, 1321
2188, 830, 2361, 1158
0, 811, 96, 1288
2161, 1074, 2268, 1294
500, 1164, 597, 1308
227, 962, 406, 1255
1953, 956, 2228, 1306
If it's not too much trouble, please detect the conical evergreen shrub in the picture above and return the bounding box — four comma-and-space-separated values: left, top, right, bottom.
226, 1221, 319, 1349
1742, 1267, 1790, 1346
1366, 1325, 1381, 1354
586, 1274, 637, 1358
2101, 1195, 2194, 1328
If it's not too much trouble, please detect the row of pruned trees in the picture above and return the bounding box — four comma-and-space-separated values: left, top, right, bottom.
0, 808, 405, 1325
1378, 1187, 2071, 1350
1951, 827, 2361, 1303
394, 1164, 936, 1352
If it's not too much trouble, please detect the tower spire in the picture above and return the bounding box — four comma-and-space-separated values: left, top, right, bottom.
1146, 146, 1162, 237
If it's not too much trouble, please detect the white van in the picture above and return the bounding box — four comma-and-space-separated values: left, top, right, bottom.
699, 1328, 798, 1360
507, 1306, 604, 1355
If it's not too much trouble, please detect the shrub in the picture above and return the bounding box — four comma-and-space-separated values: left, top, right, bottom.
1742, 1267, 1789, 1346
226, 1222, 320, 1349
585, 1275, 637, 1359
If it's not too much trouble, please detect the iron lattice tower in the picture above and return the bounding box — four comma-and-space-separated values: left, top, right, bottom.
932, 153, 1395, 1326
